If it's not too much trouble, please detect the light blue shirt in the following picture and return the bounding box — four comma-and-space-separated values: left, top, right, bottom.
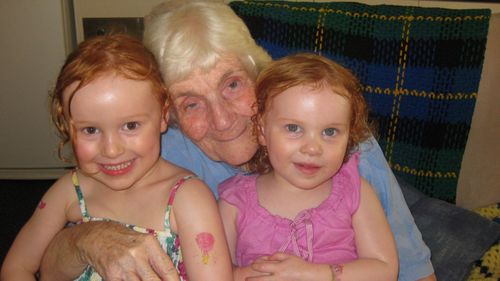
161, 127, 434, 281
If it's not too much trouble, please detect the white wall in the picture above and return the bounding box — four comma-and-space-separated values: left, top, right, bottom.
0, 0, 71, 179
0, 0, 164, 179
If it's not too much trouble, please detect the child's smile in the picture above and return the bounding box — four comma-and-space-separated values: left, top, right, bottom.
293, 161, 321, 175
99, 159, 135, 176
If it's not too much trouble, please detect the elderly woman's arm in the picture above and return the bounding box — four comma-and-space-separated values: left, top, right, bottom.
39, 221, 179, 281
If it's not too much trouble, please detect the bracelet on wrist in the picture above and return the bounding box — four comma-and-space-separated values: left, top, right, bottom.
330, 264, 344, 281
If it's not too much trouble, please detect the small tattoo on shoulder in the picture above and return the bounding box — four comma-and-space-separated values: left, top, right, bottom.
38, 200, 46, 209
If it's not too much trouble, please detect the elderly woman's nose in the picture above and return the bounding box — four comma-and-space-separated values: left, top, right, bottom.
210, 102, 236, 130
211, 103, 235, 131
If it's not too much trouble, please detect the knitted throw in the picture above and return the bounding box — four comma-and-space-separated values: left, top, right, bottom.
230, 0, 491, 202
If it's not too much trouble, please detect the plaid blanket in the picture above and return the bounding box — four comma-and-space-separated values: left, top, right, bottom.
230, 0, 491, 202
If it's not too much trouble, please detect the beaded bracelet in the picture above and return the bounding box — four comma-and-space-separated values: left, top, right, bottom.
330, 264, 344, 281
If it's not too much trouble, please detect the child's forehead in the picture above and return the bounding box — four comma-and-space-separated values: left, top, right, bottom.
63, 74, 158, 110
65, 73, 146, 96
269, 83, 349, 103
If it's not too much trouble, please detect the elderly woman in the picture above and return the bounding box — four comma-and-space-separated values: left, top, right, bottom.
40, 1, 436, 281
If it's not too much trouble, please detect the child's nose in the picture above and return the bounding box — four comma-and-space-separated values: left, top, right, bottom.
102, 132, 124, 158
300, 135, 323, 156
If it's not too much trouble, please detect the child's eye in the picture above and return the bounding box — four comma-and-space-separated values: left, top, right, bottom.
323, 128, 337, 137
285, 124, 300, 133
82, 127, 99, 135
123, 122, 140, 131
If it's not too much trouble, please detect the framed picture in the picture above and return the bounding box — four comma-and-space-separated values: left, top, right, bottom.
72, 0, 164, 43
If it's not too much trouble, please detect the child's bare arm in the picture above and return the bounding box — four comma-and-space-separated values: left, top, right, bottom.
172, 178, 233, 281
217, 199, 238, 263
344, 177, 399, 280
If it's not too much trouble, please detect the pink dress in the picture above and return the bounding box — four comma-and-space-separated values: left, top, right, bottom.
218, 153, 361, 267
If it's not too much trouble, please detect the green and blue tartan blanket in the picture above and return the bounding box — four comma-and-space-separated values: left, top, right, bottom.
230, 0, 491, 203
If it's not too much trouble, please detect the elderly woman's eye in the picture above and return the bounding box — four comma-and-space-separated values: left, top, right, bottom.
184, 102, 198, 110
222, 78, 247, 100
228, 80, 240, 90
178, 97, 202, 111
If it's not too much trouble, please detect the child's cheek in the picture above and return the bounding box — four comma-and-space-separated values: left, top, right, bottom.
73, 140, 98, 166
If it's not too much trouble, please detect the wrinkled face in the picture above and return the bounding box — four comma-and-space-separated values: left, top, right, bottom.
65, 74, 167, 191
168, 55, 258, 166
259, 84, 351, 190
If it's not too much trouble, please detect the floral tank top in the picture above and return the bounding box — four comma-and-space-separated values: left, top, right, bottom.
72, 171, 192, 281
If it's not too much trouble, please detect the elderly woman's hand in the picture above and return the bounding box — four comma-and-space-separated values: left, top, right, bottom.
40, 221, 180, 281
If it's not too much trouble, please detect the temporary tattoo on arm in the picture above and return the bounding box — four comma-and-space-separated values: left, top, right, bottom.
38, 200, 46, 209
195, 232, 215, 264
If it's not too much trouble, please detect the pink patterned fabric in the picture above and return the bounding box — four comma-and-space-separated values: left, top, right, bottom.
219, 154, 361, 266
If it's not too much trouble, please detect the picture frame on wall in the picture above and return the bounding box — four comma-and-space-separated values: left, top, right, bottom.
72, 0, 165, 44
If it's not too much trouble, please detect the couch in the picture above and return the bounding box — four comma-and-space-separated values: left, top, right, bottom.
229, 1, 500, 280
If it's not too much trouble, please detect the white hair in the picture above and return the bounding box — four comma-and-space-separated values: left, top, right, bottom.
143, 0, 272, 85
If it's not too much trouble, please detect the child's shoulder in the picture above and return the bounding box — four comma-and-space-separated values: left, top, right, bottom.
36, 170, 80, 220
46, 170, 76, 196
172, 174, 210, 198
218, 173, 258, 203
156, 159, 208, 195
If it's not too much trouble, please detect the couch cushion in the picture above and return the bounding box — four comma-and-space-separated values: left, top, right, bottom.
399, 176, 500, 281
